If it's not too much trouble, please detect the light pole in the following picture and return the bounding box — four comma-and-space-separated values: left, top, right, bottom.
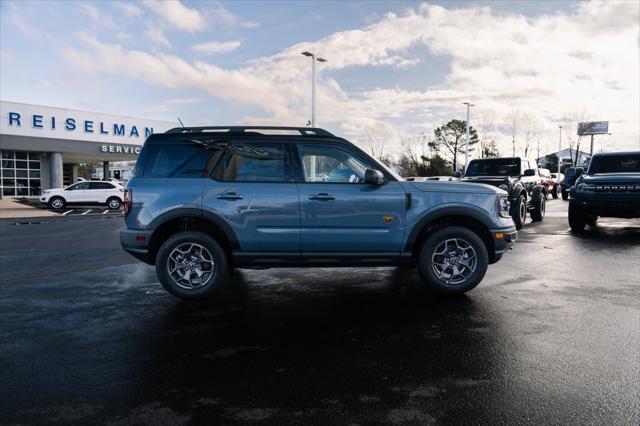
558, 125, 562, 183
463, 102, 475, 172
301, 51, 326, 127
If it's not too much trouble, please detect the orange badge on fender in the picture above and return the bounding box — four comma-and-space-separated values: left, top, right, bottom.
383, 215, 393, 224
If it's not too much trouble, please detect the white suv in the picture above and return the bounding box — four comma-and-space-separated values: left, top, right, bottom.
40, 181, 124, 210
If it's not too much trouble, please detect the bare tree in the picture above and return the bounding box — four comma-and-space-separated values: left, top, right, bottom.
505, 110, 521, 157
477, 109, 497, 159
520, 113, 540, 159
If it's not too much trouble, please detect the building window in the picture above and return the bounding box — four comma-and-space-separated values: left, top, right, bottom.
1, 151, 41, 196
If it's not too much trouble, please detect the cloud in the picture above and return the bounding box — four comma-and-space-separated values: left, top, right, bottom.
143, 0, 205, 32
192, 40, 242, 55
80, 4, 119, 30
143, 97, 203, 113
209, 2, 258, 29
144, 26, 171, 48
115, 3, 143, 18
62, 1, 640, 153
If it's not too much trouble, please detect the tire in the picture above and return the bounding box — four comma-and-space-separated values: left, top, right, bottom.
587, 215, 598, 226
417, 226, 489, 294
561, 190, 569, 201
106, 196, 122, 210
511, 194, 526, 229
552, 186, 558, 199
530, 193, 545, 222
568, 202, 587, 232
48, 196, 66, 210
155, 231, 229, 300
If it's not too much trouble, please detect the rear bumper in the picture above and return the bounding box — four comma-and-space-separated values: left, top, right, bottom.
120, 228, 154, 264
489, 225, 517, 263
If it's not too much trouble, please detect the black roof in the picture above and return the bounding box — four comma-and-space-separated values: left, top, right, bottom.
165, 126, 334, 137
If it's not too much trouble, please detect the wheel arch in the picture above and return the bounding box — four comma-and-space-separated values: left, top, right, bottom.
406, 206, 495, 260
147, 210, 239, 265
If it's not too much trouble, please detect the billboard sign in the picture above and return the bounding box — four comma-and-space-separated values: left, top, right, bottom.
577, 121, 608, 136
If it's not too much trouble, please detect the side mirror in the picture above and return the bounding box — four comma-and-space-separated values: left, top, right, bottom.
523, 169, 536, 177
364, 169, 384, 185
453, 171, 463, 178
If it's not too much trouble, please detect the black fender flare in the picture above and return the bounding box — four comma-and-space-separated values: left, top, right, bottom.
531, 185, 544, 202
148, 207, 240, 250
404, 204, 495, 252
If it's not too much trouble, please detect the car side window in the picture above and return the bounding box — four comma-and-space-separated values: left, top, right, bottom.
66, 182, 89, 191
297, 143, 370, 183
218, 142, 290, 182
90, 182, 115, 190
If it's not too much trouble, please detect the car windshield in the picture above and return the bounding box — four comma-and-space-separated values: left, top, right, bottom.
589, 154, 640, 174
465, 159, 520, 176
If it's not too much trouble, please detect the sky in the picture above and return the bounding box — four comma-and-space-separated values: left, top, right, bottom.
1, 0, 639, 158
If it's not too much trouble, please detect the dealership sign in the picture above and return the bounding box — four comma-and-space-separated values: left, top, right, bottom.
0, 101, 176, 145
577, 121, 609, 136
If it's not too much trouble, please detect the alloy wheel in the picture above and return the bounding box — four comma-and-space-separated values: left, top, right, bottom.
167, 243, 215, 290
431, 238, 477, 285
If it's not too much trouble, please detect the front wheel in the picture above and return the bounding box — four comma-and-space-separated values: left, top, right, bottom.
511, 195, 526, 229
48, 196, 66, 210
155, 231, 229, 300
106, 197, 122, 210
530, 194, 545, 222
568, 202, 587, 232
417, 226, 489, 294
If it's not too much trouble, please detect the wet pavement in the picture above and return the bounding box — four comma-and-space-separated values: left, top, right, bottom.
1, 200, 639, 424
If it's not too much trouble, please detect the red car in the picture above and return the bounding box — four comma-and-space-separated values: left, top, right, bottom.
538, 168, 559, 199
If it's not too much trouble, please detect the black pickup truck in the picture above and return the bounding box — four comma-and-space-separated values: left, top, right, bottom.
569, 152, 640, 231
457, 157, 546, 229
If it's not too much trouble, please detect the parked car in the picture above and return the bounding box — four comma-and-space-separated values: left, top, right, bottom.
560, 167, 583, 200
120, 126, 517, 300
457, 157, 546, 229
538, 168, 559, 199
568, 152, 640, 232
41, 181, 124, 210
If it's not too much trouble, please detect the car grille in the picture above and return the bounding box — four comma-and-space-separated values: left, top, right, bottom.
589, 183, 640, 192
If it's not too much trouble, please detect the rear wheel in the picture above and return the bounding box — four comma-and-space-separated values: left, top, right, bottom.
155, 231, 229, 300
106, 197, 122, 210
417, 226, 488, 294
511, 195, 526, 229
530, 194, 545, 222
561, 190, 569, 200
552, 186, 558, 199
48, 196, 66, 210
568, 202, 587, 232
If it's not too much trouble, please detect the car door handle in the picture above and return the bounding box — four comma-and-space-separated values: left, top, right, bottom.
217, 192, 243, 200
309, 193, 335, 201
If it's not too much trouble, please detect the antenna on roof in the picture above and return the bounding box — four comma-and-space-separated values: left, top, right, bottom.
177, 117, 185, 127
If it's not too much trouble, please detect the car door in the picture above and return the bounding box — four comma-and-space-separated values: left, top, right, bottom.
90, 181, 115, 203
296, 142, 407, 254
202, 141, 301, 254
64, 182, 90, 202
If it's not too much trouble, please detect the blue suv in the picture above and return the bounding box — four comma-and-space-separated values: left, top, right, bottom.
120, 127, 517, 299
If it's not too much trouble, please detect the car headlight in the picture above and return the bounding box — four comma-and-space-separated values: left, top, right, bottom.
576, 183, 593, 192
497, 195, 511, 218
498, 183, 509, 192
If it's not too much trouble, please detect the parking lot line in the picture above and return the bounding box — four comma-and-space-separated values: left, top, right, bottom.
62, 210, 73, 215
81, 209, 92, 215
102, 210, 110, 215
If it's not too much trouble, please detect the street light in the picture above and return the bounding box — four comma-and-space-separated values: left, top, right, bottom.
558, 125, 562, 183
463, 102, 475, 172
301, 51, 327, 127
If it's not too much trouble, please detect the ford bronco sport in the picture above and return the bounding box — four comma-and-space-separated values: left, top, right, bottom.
568, 151, 640, 232
120, 127, 517, 299
457, 157, 546, 229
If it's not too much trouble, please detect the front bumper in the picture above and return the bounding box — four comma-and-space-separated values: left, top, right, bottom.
120, 228, 154, 264
570, 194, 640, 218
488, 225, 517, 264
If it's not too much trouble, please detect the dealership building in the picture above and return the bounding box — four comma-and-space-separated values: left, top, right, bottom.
0, 101, 177, 196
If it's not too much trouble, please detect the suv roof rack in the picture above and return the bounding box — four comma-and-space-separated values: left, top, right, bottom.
165, 126, 334, 137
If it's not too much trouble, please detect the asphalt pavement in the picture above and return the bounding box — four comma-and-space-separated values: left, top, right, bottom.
1, 200, 639, 424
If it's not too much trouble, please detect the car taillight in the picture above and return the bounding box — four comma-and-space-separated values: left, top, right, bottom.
123, 189, 132, 217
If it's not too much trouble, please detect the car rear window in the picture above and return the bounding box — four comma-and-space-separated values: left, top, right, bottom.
90, 182, 115, 189
217, 142, 290, 182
